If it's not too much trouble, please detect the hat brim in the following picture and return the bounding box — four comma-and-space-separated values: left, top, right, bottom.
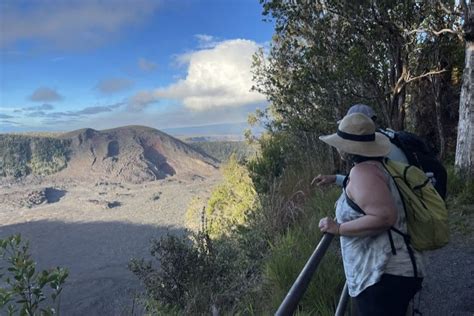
319, 132, 390, 157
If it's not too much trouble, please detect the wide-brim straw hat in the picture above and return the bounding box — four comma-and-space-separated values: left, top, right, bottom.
319, 113, 390, 157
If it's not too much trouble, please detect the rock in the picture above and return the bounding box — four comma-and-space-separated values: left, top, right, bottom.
25, 190, 47, 207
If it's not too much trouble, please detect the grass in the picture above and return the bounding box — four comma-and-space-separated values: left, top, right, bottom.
260, 187, 345, 315
445, 165, 474, 235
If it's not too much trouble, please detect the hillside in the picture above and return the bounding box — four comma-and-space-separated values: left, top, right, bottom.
0, 126, 219, 183
187, 140, 257, 162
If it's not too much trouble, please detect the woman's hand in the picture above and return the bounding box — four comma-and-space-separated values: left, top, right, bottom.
312, 174, 336, 186
319, 217, 340, 235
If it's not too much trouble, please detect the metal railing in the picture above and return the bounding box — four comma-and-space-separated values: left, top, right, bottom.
275, 233, 350, 316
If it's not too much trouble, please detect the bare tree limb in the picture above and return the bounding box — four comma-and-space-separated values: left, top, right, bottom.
405, 28, 463, 41
406, 69, 447, 83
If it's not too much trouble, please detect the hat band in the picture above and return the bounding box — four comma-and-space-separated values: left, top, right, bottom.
337, 129, 375, 142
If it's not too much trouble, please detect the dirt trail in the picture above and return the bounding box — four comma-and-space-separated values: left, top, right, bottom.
420, 231, 474, 316
0, 175, 219, 315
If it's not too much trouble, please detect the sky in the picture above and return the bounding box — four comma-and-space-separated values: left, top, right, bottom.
0, 0, 274, 135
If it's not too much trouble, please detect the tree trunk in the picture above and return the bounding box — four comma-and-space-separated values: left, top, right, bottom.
455, 4, 474, 178
431, 76, 446, 160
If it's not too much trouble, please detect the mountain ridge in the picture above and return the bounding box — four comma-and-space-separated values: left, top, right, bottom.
1, 125, 219, 183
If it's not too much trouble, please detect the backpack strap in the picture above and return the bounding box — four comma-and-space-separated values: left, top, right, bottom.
382, 159, 419, 278
390, 227, 419, 279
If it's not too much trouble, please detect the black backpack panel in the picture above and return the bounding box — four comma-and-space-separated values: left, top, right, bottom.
386, 130, 447, 200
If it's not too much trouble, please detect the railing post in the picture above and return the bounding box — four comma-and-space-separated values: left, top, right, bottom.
335, 282, 349, 316
275, 233, 335, 316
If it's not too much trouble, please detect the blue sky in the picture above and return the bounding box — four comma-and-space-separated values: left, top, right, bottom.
0, 0, 274, 135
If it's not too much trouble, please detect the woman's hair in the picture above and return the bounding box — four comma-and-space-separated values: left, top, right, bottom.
349, 154, 384, 164
337, 149, 384, 164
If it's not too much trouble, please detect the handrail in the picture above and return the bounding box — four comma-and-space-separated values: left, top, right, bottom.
275, 233, 335, 316
335, 282, 349, 316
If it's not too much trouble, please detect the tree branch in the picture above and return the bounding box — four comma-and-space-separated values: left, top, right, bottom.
406, 69, 447, 83
405, 28, 463, 41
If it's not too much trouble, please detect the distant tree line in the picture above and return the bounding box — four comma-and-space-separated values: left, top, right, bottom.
0, 135, 70, 178
188, 141, 257, 163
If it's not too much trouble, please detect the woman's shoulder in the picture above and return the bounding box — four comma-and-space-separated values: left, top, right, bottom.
349, 161, 386, 183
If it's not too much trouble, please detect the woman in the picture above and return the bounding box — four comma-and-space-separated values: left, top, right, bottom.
318, 113, 424, 316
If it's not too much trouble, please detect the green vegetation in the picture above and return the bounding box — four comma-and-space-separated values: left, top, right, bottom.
129, 231, 250, 315
205, 155, 259, 238
263, 187, 344, 315
184, 156, 259, 235
0, 234, 68, 316
0, 135, 70, 178
446, 165, 474, 234
189, 141, 257, 162
132, 147, 345, 314
253, 0, 463, 158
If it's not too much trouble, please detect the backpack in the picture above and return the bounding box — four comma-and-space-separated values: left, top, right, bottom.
379, 129, 448, 200
382, 159, 449, 252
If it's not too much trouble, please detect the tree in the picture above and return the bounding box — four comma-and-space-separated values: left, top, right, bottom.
253, 1, 463, 156
455, 2, 474, 178
205, 155, 258, 237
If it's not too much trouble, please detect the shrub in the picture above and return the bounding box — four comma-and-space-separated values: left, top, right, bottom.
0, 234, 68, 316
247, 130, 338, 195
129, 231, 243, 315
247, 132, 292, 194
185, 155, 259, 238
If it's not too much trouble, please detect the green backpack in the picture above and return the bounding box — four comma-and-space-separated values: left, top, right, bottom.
383, 159, 449, 251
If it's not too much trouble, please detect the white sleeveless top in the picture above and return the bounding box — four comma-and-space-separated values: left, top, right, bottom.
335, 166, 425, 297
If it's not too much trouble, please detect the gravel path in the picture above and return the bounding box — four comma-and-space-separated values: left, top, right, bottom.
419, 229, 474, 316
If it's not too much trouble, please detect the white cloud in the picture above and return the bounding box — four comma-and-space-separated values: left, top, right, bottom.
138, 58, 157, 72
127, 39, 266, 111
0, 0, 160, 49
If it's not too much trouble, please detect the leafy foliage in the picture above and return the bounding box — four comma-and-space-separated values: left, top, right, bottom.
247, 132, 292, 194
248, 130, 338, 195
0, 234, 68, 316
204, 155, 259, 238
253, 0, 464, 156
129, 231, 255, 315
185, 155, 260, 237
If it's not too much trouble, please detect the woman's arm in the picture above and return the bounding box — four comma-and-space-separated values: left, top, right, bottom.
319, 162, 398, 237
341, 163, 397, 236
